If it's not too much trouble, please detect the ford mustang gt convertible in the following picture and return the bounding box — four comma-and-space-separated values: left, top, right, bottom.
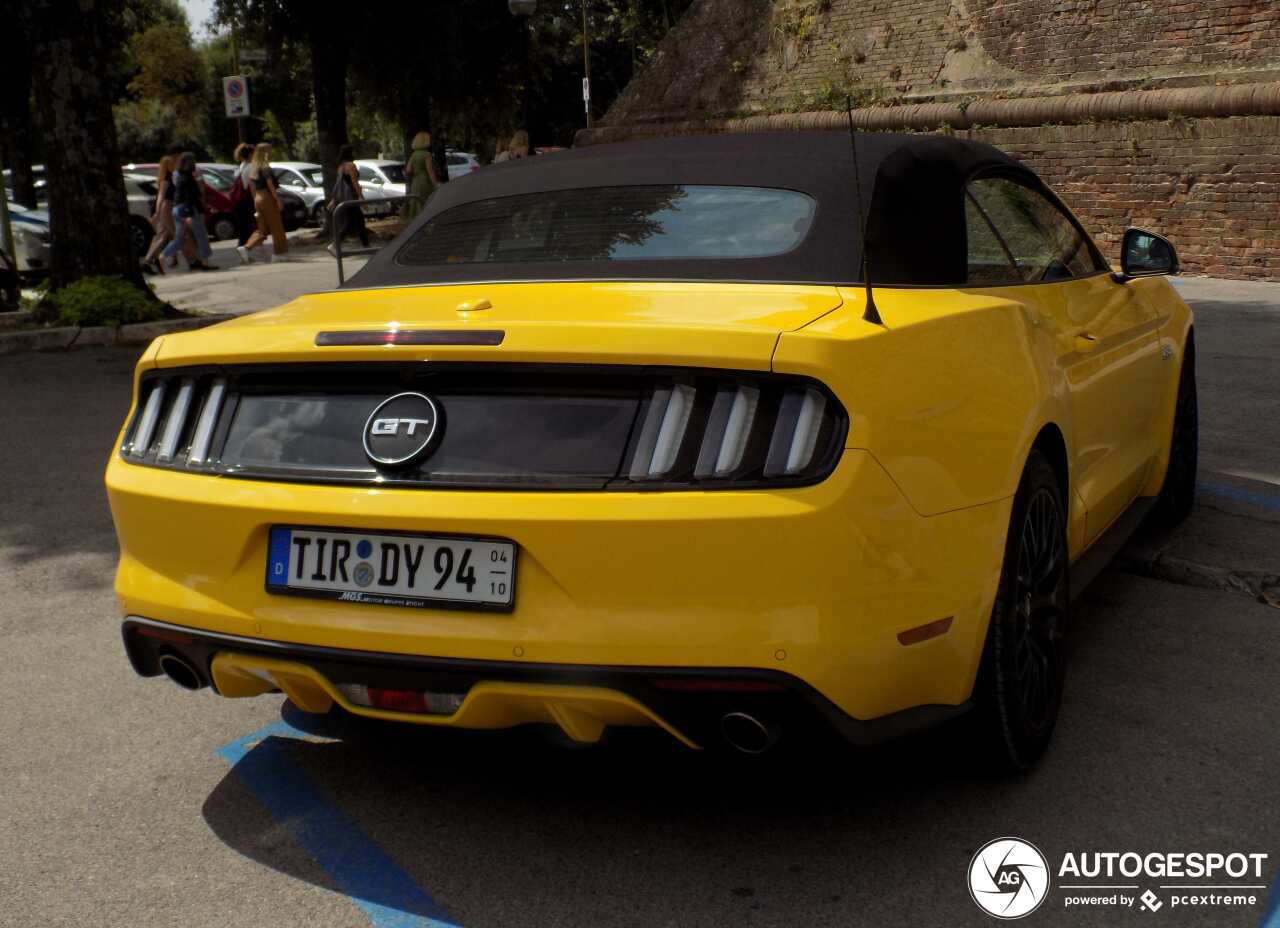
106, 132, 1196, 769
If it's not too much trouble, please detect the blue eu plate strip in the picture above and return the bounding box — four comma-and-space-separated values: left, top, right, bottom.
267, 527, 293, 585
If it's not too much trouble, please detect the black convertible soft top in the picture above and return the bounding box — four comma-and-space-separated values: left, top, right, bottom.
348, 131, 1044, 289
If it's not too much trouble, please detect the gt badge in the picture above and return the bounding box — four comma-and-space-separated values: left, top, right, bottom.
362, 392, 442, 467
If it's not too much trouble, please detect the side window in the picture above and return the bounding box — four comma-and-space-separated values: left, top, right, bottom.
965, 194, 1019, 285
967, 177, 1105, 283
357, 166, 378, 182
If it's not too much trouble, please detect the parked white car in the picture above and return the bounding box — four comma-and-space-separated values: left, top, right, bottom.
273, 161, 397, 223
354, 160, 408, 198
446, 150, 480, 180
122, 172, 158, 259
6, 203, 51, 275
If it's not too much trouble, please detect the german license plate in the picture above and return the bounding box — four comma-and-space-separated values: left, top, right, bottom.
267, 527, 516, 611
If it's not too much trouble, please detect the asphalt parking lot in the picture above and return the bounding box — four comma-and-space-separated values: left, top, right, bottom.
1, 277, 1278, 927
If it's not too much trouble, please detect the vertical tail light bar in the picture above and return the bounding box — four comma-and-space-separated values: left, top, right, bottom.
186, 378, 227, 466
695, 385, 760, 479
127, 381, 167, 458
764, 387, 828, 477
630, 383, 696, 480
155, 378, 195, 463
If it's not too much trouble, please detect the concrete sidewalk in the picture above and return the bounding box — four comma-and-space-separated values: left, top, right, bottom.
150, 234, 368, 317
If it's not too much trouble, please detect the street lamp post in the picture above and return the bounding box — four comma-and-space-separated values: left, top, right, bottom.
508, 0, 593, 130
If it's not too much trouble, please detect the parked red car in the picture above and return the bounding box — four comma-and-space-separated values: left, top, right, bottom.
122, 164, 239, 241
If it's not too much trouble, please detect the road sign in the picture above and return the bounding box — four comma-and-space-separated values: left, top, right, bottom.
223, 75, 250, 118
582, 77, 591, 113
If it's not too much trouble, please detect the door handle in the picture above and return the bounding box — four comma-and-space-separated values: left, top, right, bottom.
1074, 333, 1100, 352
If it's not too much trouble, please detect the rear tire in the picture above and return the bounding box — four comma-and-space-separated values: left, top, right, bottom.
1149, 339, 1198, 529
973, 449, 1069, 773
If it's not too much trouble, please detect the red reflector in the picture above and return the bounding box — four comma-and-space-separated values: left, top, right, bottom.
897, 616, 954, 646
367, 687, 429, 713
135, 626, 195, 645
649, 679, 786, 693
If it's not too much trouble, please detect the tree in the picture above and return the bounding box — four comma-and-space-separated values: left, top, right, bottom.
0, 35, 38, 208
115, 21, 207, 159
19, 0, 147, 290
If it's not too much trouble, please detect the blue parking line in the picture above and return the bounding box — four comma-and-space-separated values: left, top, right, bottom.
1199, 482, 1280, 512
1261, 869, 1280, 928
217, 719, 461, 928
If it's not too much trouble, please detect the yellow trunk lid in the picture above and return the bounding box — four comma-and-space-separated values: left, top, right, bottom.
155, 281, 844, 370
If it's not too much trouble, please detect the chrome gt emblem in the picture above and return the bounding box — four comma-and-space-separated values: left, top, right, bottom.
362, 392, 441, 467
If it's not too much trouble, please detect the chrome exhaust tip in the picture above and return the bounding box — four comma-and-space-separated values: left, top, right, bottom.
720, 711, 780, 754
158, 653, 205, 691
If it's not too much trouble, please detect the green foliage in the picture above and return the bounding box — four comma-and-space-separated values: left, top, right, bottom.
115, 16, 206, 159
51, 276, 162, 328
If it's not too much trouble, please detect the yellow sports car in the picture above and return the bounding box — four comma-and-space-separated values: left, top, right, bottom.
106, 133, 1196, 770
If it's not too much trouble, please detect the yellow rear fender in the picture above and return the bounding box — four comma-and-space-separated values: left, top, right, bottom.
775, 285, 1074, 518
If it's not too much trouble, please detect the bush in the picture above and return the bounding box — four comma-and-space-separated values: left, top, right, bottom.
52, 276, 164, 328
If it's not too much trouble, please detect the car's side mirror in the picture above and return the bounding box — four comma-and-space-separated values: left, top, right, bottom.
1120, 228, 1178, 278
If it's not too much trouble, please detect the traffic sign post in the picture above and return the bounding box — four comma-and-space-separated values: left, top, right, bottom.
223, 75, 250, 119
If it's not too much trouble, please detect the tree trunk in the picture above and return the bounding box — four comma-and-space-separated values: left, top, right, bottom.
0, 36, 38, 209
23, 0, 145, 290
308, 16, 349, 233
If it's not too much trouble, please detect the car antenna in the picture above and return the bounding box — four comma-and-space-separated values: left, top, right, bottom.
846, 96, 883, 326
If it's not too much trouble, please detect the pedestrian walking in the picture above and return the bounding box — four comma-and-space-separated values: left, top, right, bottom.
231, 143, 256, 246
404, 131, 439, 219
141, 143, 194, 274
161, 152, 214, 271
237, 143, 290, 263
329, 144, 369, 249
510, 130, 533, 159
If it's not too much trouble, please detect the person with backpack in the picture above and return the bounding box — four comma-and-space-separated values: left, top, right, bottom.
329, 144, 370, 249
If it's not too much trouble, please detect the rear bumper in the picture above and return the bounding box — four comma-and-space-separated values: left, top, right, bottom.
107, 448, 1011, 727
123, 616, 970, 748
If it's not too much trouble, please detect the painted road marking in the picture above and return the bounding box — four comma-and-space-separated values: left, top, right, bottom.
1199, 482, 1280, 512
217, 719, 461, 928
1262, 870, 1280, 928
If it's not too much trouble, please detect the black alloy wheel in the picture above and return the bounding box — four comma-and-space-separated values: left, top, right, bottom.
975, 449, 1069, 772
1150, 338, 1198, 528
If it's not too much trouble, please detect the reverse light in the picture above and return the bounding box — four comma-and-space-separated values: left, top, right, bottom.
337, 683, 467, 715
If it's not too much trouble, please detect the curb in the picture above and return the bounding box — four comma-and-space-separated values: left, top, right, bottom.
1114, 546, 1280, 605
0, 314, 234, 356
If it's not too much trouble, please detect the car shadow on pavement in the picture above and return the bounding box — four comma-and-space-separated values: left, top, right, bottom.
200, 698, 1035, 926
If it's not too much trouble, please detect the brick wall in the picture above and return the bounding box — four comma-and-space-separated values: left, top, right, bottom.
607, 0, 1280, 124
602, 0, 1280, 279
969, 117, 1280, 279
974, 0, 1280, 83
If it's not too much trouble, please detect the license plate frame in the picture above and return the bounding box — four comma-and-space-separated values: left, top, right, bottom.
266, 525, 517, 613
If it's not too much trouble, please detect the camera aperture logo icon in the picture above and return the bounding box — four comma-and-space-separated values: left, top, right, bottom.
969, 837, 1050, 919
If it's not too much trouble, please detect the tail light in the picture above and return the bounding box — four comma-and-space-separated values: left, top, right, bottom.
623, 375, 845, 488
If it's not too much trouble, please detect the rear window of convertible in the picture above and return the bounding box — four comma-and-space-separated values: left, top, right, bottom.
394, 185, 817, 266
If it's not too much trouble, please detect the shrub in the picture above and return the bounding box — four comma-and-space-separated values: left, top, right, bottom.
52, 276, 164, 328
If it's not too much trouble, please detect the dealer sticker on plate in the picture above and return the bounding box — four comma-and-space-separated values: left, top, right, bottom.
267, 527, 516, 611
